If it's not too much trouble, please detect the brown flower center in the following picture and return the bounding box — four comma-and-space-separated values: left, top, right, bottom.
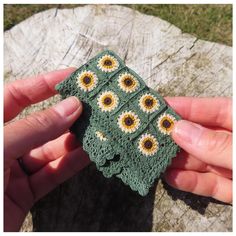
145, 98, 153, 107
83, 76, 91, 84
162, 119, 172, 129
144, 140, 153, 149
124, 117, 134, 126
124, 77, 133, 87
103, 59, 112, 66
103, 97, 112, 105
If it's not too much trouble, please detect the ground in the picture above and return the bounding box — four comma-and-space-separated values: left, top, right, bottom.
4, 4, 232, 46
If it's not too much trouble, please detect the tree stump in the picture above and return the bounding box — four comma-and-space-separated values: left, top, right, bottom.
4, 5, 232, 232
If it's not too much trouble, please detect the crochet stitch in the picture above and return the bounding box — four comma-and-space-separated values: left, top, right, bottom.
55, 50, 181, 196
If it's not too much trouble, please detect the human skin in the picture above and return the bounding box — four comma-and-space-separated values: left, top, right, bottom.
4, 68, 91, 231
164, 97, 232, 204
4, 69, 232, 231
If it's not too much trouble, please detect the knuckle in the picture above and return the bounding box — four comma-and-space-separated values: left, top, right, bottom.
215, 98, 232, 127
210, 176, 219, 198
7, 82, 33, 108
43, 165, 60, 186
41, 144, 57, 161
187, 171, 198, 193
201, 130, 232, 158
24, 109, 59, 131
203, 130, 231, 155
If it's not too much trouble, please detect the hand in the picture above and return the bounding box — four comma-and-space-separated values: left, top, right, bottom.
4, 68, 90, 231
164, 97, 232, 204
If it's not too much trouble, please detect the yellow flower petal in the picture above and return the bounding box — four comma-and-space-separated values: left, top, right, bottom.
97, 91, 119, 112
138, 133, 158, 156
97, 54, 119, 72
76, 70, 98, 92
117, 111, 140, 133
139, 93, 160, 113
157, 113, 176, 135
118, 72, 139, 93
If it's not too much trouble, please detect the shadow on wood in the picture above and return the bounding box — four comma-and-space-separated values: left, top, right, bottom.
162, 181, 229, 216
31, 164, 156, 231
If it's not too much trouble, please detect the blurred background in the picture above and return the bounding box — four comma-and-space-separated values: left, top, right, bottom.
4, 4, 232, 46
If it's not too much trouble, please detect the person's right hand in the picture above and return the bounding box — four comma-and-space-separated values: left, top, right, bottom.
164, 97, 232, 204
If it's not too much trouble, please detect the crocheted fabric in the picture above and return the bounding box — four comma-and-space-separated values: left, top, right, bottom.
55, 50, 181, 196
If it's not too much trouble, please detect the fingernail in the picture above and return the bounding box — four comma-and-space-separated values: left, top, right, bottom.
54, 97, 81, 117
173, 120, 203, 144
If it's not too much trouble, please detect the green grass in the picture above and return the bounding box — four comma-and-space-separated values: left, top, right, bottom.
127, 4, 232, 46
4, 4, 232, 46
4, 4, 80, 30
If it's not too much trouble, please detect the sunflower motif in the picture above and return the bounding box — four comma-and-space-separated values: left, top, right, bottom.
97, 91, 119, 112
157, 113, 176, 135
139, 93, 160, 113
97, 54, 119, 72
118, 72, 139, 93
76, 70, 98, 92
117, 111, 140, 133
95, 131, 107, 141
138, 133, 158, 156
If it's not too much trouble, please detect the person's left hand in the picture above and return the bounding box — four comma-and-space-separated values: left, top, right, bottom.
4, 68, 90, 232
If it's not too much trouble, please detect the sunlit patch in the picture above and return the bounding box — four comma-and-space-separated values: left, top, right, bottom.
95, 131, 107, 141
157, 113, 176, 135
117, 111, 140, 133
97, 54, 119, 72
138, 133, 158, 156
97, 91, 119, 112
139, 93, 160, 113
76, 70, 98, 92
118, 72, 139, 93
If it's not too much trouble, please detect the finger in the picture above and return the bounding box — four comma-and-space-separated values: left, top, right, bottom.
164, 169, 232, 204
172, 120, 232, 169
165, 97, 232, 130
4, 97, 82, 170
22, 132, 81, 173
29, 147, 90, 201
4, 194, 27, 232
4, 68, 76, 122
169, 151, 232, 179
5, 161, 34, 211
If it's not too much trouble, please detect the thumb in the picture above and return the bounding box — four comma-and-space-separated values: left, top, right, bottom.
171, 120, 232, 170
4, 96, 82, 170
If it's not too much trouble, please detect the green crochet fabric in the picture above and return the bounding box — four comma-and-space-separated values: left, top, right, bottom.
55, 50, 181, 196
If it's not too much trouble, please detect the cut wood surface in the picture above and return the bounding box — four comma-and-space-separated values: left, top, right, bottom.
4, 5, 232, 232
